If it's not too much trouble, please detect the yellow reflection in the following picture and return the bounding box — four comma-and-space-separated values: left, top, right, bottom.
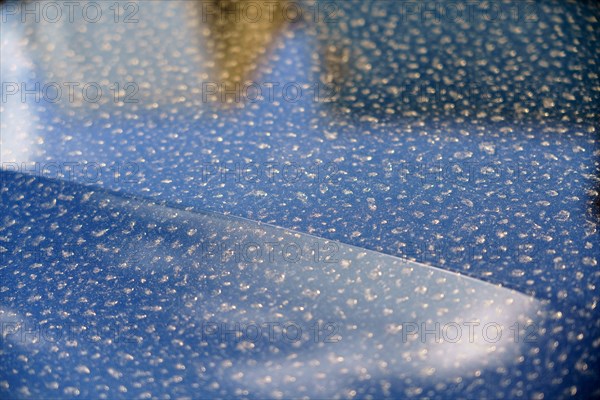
198, 0, 289, 103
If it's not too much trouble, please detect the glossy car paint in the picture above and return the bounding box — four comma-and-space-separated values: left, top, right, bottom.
1, 0, 599, 398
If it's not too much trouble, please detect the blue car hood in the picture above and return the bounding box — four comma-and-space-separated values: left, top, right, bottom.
1, 0, 599, 398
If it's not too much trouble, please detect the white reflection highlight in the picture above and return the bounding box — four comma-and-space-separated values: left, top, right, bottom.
115, 197, 543, 398
0, 23, 36, 163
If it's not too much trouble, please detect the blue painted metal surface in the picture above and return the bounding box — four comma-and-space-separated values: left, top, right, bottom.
1, 0, 599, 398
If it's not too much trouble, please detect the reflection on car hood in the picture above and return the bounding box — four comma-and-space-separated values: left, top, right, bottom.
1, 0, 599, 398
2, 172, 546, 398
